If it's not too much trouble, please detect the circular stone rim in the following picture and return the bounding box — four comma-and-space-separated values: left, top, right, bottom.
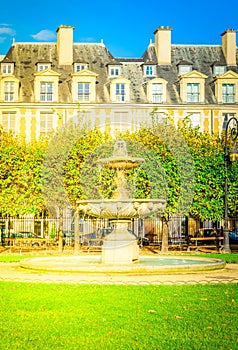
19, 256, 226, 275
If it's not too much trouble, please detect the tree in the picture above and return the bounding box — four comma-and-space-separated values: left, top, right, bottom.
0, 128, 46, 216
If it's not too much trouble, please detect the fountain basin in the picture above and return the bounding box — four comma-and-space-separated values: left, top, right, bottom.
20, 256, 225, 274
78, 199, 165, 219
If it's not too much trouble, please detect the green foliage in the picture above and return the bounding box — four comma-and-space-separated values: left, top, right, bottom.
0, 111, 237, 223
0, 128, 46, 216
179, 119, 225, 221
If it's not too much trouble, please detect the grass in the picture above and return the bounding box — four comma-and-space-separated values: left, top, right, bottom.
0, 282, 237, 350
0, 252, 237, 349
192, 252, 238, 264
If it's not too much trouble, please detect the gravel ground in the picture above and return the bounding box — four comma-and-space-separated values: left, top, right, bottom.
0, 261, 238, 285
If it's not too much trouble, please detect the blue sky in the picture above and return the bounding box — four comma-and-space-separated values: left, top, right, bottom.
1, 0, 238, 57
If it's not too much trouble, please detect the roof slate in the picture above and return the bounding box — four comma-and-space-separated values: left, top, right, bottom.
2, 40, 238, 104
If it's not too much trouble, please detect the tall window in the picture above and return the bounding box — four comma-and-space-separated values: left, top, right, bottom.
116, 84, 125, 102
151, 83, 162, 103
77, 83, 90, 101
187, 83, 200, 102
187, 112, 200, 128
40, 82, 53, 102
40, 112, 53, 136
1, 112, 16, 134
222, 113, 236, 130
222, 84, 235, 103
4, 81, 14, 101
114, 112, 129, 133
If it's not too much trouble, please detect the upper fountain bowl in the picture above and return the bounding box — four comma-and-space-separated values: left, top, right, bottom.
78, 198, 165, 219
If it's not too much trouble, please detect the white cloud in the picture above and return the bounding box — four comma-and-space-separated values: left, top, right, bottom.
0, 27, 16, 36
31, 29, 56, 41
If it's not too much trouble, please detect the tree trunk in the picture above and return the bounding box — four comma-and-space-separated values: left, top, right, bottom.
74, 210, 80, 255
58, 208, 64, 252
161, 219, 169, 253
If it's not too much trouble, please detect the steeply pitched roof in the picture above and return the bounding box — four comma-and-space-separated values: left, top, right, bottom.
2, 39, 238, 104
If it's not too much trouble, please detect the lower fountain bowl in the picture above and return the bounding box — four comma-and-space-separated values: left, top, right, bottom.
20, 255, 225, 275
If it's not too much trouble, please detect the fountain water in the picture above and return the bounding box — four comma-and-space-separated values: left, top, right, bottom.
20, 140, 225, 274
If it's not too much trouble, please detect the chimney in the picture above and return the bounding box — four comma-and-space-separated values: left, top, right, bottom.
56, 25, 74, 65
221, 29, 237, 66
154, 26, 172, 65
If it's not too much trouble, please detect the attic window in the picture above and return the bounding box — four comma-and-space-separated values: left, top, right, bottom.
38, 63, 51, 72
108, 65, 121, 77
1, 63, 14, 75
178, 64, 192, 75
144, 65, 156, 76
74, 63, 88, 72
213, 65, 227, 76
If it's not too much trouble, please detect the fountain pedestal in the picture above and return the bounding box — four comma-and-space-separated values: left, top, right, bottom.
102, 220, 139, 264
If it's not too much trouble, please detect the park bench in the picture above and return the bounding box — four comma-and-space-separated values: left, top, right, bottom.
190, 236, 224, 252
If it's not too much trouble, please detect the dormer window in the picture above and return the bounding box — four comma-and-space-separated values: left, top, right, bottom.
1, 63, 14, 75
213, 65, 227, 76
177, 60, 193, 76
74, 63, 88, 72
4, 81, 14, 101
144, 65, 156, 76
40, 82, 53, 102
37, 63, 51, 72
0, 76, 19, 102
108, 65, 121, 77
34, 69, 60, 103
187, 83, 200, 102
71, 69, 98, 103
222, 84, 235, 103
178, 65, 192, 75
110, 78, 130, 103
179, 70, 207, 103
146, 78, 167, 103
213, 70, 238, 104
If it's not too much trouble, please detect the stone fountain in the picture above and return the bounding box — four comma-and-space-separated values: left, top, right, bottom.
19, 140, 226, 275
77, 140, 165, 264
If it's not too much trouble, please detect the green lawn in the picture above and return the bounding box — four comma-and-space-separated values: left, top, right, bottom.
0, 282, 237, 349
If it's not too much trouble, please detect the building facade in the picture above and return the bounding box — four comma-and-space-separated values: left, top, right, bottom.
0, 25, 237, 140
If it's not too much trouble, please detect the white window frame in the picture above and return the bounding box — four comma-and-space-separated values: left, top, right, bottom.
116, 83, 125, 102
77, 83, 90, 102
151, 83, 163, 103
213, 66, 227, 76
109, 65, 121, 77
1, 112, 17, 135
40, 82, 53, 102
144, 65, 155, 76
222, 84, 235, 103
187, 83, 200, 102
4, 81, 14, 101
222, 113, 236, 130
113, 112, 130, 133
187, 112, 200, 128
39, 112, 54, 136
178, 65, 192, 75
74, 63, 88, 72
1, 63, 14, 75
38, 63, 51, 72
